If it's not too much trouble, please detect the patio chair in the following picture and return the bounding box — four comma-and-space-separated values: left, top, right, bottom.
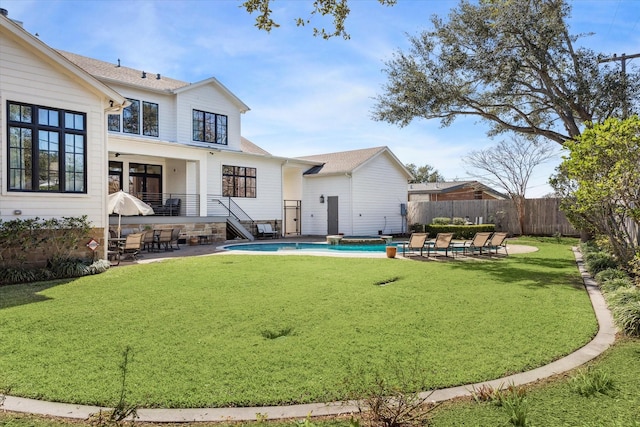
463, 232, 493, 256
401, 233, 429, 256
257, 223, 277, 239
155, 198, 181, 216
425, 233, 454, 257
120, 232, 144, 261
142, 229, 157, 252
486, 232, 509, 255
169, 227, 182, 250
156, 229, 173, 251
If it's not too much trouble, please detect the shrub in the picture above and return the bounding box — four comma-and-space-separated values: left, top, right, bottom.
612, 301, 640, 336
605, 287, 640, 307
432, 217, 451, 225
425, 224, 495, 240
594, 268, 628, 285
600, 277, 634, 293
585, 251, 618, 275
451, 217, 466, 225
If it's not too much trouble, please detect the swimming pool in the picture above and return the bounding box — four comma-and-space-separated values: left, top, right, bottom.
223, 242, 396, 253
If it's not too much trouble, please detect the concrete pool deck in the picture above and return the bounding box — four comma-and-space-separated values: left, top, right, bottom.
1, 246, 615, 423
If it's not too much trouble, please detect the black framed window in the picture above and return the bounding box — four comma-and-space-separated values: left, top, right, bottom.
7, 101, 86, 193
108, 161, 123, 194
123, 98, 140, 134
142, 101, 159, 137
193, 109, 228, 145
129, 163, 162, 207
222, 165, 256, 198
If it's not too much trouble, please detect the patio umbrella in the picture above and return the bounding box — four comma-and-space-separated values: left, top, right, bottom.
107, 190, 155, 237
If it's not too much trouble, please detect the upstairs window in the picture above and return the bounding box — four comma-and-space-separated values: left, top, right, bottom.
7, 101, 86, 193
222, 165, 256, 198
110, 98, 158, 137
193, 109, 227, 145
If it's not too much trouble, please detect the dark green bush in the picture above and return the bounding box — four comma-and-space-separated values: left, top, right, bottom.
606, 287, 640, 307
594, 268, 628, 285
600, 277, 634, 293
585, 251, 618, 275
425, 224, 496, 239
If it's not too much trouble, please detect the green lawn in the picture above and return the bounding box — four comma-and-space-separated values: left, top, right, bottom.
0, 238, 596, 409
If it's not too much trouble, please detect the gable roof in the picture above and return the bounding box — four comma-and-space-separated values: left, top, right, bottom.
241, 137, 271, 156
297, 146, 411, 178
0, 16, 126, 109
408, 181, 508, 199
58, 50, 250, 112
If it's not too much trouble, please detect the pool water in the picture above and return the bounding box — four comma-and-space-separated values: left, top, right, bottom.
223, 242, 395, 253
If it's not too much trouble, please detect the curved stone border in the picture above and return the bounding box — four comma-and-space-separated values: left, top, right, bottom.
1, 247, 616, 422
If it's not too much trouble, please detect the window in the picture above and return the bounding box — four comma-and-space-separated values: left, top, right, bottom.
129, 163, 162, 207
193, 109, 228, 145
108, 161, 123, 194
7, 101, 86, 193
142, 101, 159, 137
108, 114, 120, 132
222, 165, 256, 198
123, 99, 139, 134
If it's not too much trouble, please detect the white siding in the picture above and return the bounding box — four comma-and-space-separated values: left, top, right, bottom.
106, 84, 176, 142
0, 33, 108, 228
207, 152, 283, 220
302, 175, 352, 235
351, 153, 408, 235
176, 85, 242, 151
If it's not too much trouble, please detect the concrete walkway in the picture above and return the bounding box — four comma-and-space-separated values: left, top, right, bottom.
1, 248, 616, 422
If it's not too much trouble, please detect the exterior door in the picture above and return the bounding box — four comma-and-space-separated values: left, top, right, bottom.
327, 196, 339, 235
284, 200, 301, 236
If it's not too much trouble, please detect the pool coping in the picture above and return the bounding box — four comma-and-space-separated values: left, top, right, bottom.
1, 247, 616, 422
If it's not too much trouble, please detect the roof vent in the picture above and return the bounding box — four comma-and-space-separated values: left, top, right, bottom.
116, 58, 120, 67
141, 71, 147, 79
0, 8, 8, 17
156, 73, 161, 80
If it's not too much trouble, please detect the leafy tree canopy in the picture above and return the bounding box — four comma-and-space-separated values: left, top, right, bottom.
551, 116, 640, 264
372, 0, 640, 145
405, 163, 445, 183
241, 0, 396, 39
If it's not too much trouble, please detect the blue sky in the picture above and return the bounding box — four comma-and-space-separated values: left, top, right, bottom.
3, 0, 639, 196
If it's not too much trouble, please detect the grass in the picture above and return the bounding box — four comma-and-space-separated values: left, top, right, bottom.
0, 237, 596, 409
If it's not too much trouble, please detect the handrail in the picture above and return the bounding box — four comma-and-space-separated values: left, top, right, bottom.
210, 195, 254, 224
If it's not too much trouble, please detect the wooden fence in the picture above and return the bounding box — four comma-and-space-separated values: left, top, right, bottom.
407, 198, 578, 236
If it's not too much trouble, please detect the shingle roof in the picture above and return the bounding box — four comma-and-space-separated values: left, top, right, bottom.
408, 181, 507, 198
297, 146, 388, 175
240, 137, 271, 156
57, 50, 190, 92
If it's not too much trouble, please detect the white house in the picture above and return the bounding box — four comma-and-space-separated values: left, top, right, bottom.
0, 11, 412, 262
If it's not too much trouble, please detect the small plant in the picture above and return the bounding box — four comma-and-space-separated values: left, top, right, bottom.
494, 385, 529, 426
600, 277, 634, 293
585, 251, 618, 275
606, 287, 640, 306
570, 367, 615, 396
613, 301, 640, 336
594, 268, 628, 285
255, 412, 269, 423
470, 383, 499, 403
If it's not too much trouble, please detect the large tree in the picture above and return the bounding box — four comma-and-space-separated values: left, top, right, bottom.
241, 0, 396, 39
463, 136, 556, 234
372, 0, 639, 145
405, 163, 444, 183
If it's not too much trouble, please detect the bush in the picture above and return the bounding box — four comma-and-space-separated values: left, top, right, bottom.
600, 277, 634, 293
425, 224, 496, 240
452, 217, 466, 225
612, 301, 640, 336
594, 268, 628, 285
432, 217, 451, 225
585, 251, 618, 275
605, 287, 640, 307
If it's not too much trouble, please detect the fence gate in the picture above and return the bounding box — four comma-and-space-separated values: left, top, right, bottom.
284, 200, 301, 236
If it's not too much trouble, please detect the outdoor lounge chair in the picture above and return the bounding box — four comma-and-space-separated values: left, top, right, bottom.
120, 233, 144, 261
425, 233, 454, 257
486, 232, 509, 255
155, 198, 181, 216
401, 233, 429, 256
463, 232, 493, 256
257, 223, 277, 239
